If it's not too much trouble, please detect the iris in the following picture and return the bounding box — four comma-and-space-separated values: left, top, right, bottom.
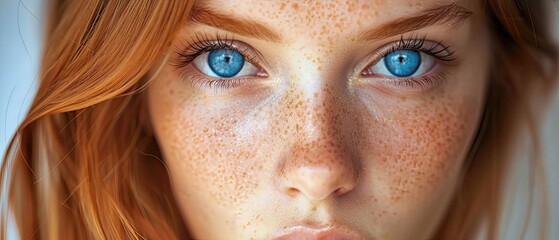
384, 50, 421, 77
208, 49, 245, 78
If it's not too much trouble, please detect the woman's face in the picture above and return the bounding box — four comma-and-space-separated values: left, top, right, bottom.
147, 0, 490, 239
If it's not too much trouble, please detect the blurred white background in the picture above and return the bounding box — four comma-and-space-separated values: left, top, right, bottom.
1, 1, 43, 239
0, 0, 557, 239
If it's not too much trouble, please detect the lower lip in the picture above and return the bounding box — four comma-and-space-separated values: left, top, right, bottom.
272, 226, 364, 240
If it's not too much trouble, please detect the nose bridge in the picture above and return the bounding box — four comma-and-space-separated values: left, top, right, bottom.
302, 91, 341, 143
277, 78, 360, 200
289, 53, 348, 143
305, 86, 350, 152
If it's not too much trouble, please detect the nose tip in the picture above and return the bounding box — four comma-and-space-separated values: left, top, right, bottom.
282, 165, 358, 200
275, 86, 361, 201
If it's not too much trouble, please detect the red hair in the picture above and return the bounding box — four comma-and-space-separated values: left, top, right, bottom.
1, 0, 556, 239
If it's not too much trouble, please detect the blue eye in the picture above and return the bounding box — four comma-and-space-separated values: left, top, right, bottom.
384, 50, 420, 77
366, 49, 435, 78
193, 49, 260, 78
208, 49, 245, 77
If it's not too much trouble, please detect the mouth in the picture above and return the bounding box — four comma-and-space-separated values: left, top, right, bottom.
271, 225, 365, 240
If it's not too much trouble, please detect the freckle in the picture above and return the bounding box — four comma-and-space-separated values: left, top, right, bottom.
292, 2, 299, 10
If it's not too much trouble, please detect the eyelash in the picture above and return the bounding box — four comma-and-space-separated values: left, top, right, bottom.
172, 33, 260, 69
172, 33, 457, 92
376, 34, 457, 62
171, 33, 264, 92
361, 34, 457, 91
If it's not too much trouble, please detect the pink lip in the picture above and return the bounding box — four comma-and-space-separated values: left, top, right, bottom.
272, 226, 365, 240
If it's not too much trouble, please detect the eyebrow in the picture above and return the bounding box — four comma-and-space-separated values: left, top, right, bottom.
188, 4, 282, 42
358, 4, 473, 41
187, 3, 472, 43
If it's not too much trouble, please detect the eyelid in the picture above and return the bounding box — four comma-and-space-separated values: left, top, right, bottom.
177, 62, 268, 94
170, 34, 272, 93
171, 34, 268, 72
364, 72, 448, 94
357, 36, 458, 79
371, 39, 457, 66
356, 36, 456, 93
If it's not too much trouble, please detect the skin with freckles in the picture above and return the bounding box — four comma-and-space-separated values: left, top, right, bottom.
147, 0, 490, 239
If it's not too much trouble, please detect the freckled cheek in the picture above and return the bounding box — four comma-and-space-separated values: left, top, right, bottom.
152, 97, 271, 210
366, 97, 479, 204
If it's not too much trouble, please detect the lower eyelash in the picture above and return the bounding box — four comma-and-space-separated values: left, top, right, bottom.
188, 75, 250, 93
384, 72, 447, 92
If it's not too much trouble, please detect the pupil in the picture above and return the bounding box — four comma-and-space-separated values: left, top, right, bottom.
383, 50, 421, 77
207, 49, 245, 78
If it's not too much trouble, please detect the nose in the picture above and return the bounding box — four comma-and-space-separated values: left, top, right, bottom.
281, 143, 359, 200
277, 91, 360, 201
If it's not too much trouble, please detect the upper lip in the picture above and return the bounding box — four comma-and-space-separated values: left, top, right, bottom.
271, 225, 366, 240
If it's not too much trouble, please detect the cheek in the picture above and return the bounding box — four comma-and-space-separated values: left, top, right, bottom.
378, 97, 473, 201
348, 87, 484, 237
354, 84, 484, 222
147, 76, 271, 213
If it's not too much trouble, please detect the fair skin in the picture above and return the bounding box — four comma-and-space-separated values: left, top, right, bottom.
147, 0, 490, 239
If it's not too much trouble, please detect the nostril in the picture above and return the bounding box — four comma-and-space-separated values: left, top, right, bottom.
280, 167, 358, 200
334, 186, 351, 196
286, 187, 299, 196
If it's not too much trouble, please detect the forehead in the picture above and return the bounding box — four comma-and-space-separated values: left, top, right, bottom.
191, 0, 472, 37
